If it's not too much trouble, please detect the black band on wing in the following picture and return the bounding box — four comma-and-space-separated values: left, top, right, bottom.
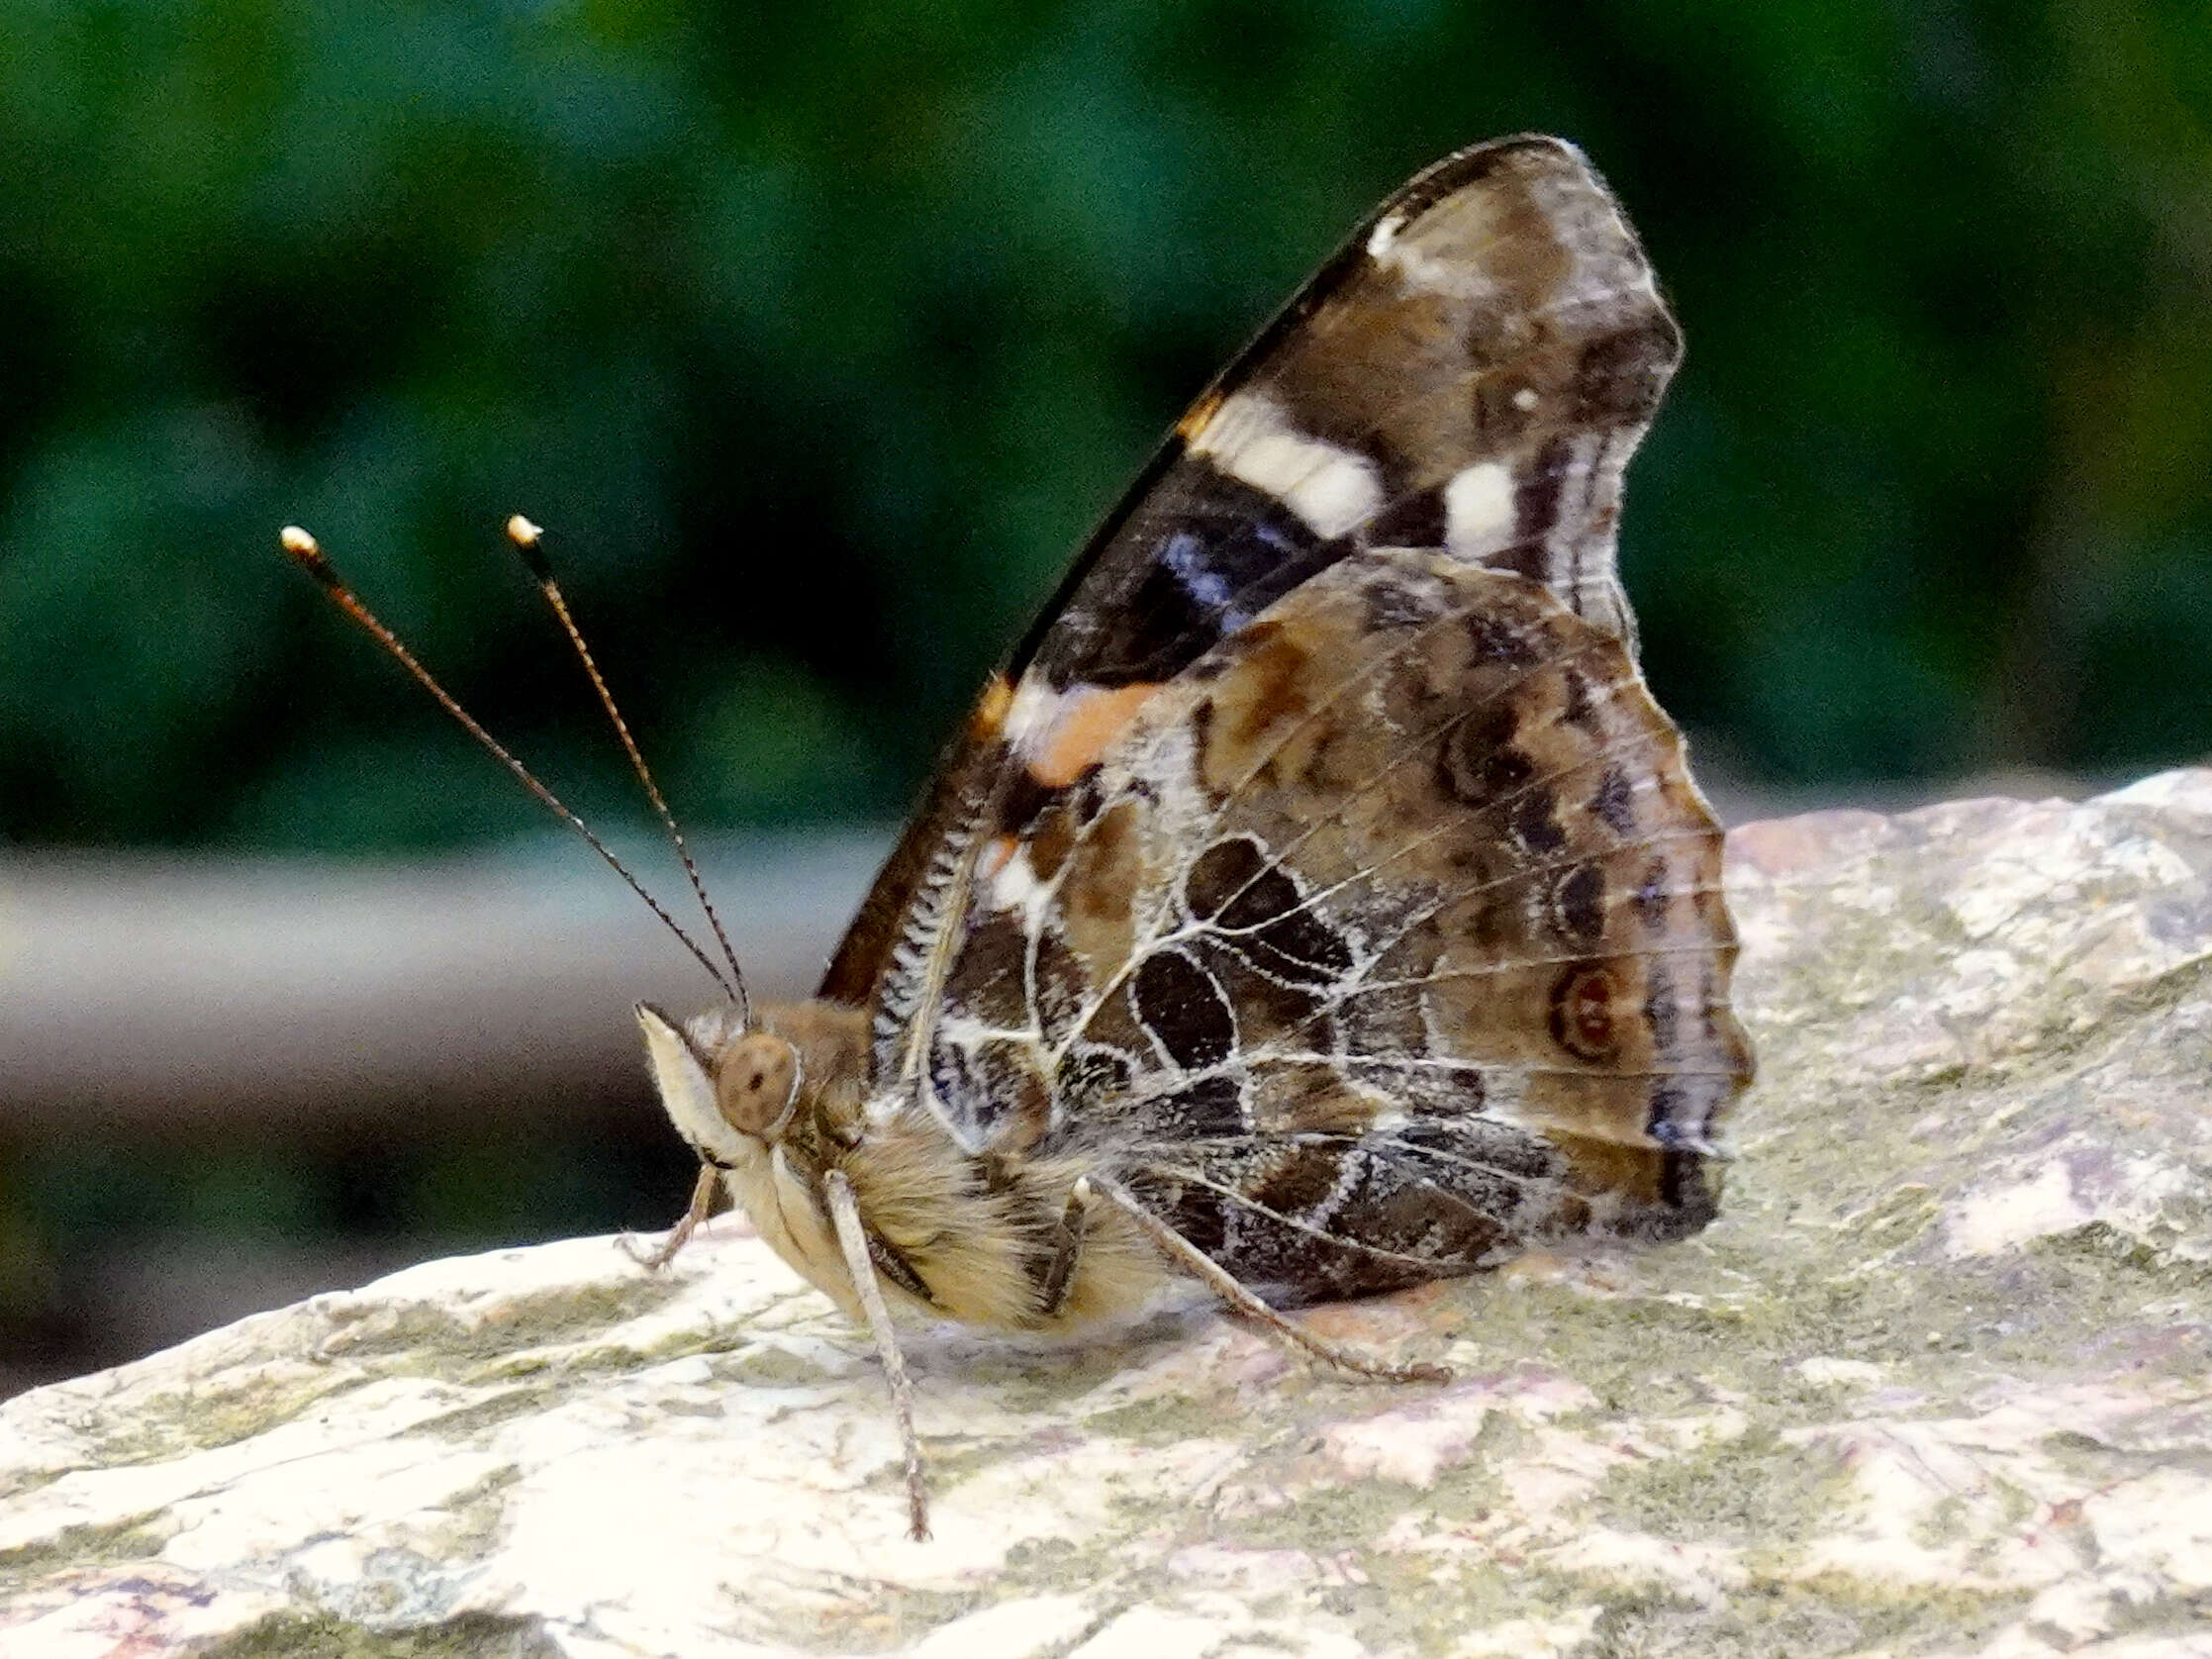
1024, 462, 1342, 690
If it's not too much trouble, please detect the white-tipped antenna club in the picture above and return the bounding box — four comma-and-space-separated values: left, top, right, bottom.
503, 514, 750, 1025
278, 523, 738, 1001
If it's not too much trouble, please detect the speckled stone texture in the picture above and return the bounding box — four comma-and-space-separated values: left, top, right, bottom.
5, 773, 2211, 1659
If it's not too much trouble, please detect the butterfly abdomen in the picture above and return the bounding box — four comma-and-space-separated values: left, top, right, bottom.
836, 1119, 1170, 1332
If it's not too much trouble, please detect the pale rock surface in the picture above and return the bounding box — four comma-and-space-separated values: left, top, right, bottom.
6, 774, 2212, 1658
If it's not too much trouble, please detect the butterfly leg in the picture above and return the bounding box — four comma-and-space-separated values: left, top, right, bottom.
622, 1161, 720, 1271
1035, 1176, 1095, 1318
823, 1167, 932, 1541
1095, 1181, 1452, 1386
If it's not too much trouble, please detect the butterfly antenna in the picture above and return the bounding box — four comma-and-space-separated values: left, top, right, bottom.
278, 525, 737, 1001
503, 514, 750, 1025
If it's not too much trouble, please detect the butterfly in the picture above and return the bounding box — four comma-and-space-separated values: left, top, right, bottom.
629, 135, 1755, 1540
285, 132, 1753, 1543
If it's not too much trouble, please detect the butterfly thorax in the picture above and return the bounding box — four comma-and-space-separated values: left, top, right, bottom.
636, 998, 1169, 1333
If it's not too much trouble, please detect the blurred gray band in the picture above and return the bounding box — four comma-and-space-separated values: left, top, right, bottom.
0, 832, 891, 1137
0, 768, 2090, 1140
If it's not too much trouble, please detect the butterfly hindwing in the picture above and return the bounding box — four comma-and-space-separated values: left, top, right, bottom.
922, 548, 1750, 1298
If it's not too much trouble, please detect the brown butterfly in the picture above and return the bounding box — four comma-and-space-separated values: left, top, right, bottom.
633, 136, 1753, 1538
289, 135, 1753, 1543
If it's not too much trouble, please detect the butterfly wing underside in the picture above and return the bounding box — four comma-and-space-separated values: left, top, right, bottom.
993, 548, 1749, 1298
822, 135, 1751, 1296
824, 135, 1675, 1015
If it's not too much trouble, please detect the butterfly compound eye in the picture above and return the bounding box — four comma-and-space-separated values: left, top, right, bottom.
716, 1030, 802, 1140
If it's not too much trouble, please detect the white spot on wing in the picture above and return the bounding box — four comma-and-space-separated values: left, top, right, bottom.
1003, 675, 1066, 750
988, 845, 1054, 928
1364, 199, 1510, 300
1190, 391, 1382, 538
1443, 461, 1515, 557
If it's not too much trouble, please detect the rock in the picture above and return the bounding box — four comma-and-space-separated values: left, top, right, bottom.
5, 774, 2211, 1658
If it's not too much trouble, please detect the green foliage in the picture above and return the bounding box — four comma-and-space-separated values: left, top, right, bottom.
2, 0, 2209, 848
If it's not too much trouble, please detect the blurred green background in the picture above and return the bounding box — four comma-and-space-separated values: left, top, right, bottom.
4, 0, 2209, 1389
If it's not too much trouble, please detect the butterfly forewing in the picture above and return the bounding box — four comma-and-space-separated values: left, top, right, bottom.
925, 549, 1748, 1300
1010, 135, 1678, 694
824, 136, 1681, 1024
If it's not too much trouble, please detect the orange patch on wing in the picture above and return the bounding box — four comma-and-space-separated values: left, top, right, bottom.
1176, 387, 1225, 441
970, 673, 1014, 738
1026, 682, 1160, 787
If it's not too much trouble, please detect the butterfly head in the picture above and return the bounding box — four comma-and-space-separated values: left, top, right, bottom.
634, 997, 873, 1169
634, 1001, 803, 1168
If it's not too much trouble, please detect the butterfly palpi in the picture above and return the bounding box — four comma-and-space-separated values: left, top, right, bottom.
631, 135, 1756, 1538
